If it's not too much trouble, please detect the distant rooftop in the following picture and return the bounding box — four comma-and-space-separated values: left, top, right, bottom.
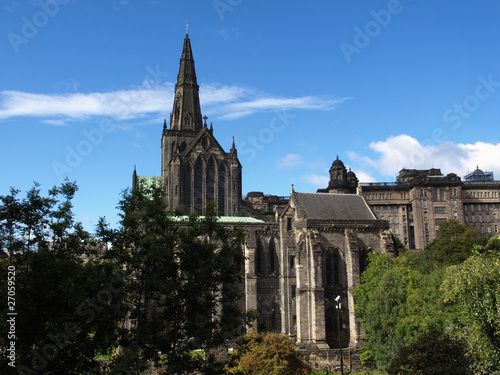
464, 167, 494, 182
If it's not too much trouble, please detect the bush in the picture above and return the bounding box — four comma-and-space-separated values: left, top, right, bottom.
226, 331, 311, 375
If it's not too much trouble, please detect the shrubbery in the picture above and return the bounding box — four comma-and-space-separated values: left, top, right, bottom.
226, 331, 311, 375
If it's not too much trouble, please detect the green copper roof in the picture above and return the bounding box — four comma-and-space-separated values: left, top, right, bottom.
137, 176, 162, 188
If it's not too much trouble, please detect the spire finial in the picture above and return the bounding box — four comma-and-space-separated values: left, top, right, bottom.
185, 20, 189, 36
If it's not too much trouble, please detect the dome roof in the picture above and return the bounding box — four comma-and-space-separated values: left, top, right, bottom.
331, 156, 344, 168
346, 168, 356, 178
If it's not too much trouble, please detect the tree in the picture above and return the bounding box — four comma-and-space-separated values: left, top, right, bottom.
0, 181, 127, 375
395, 252, 458, 346
354, 250, 394, 326
363, 267, 407, 370
226, 331, 311, 375
105, 182, 247, 374
389, 329, 470, 375
422, 219, 477, 269
442, 236, 500, 373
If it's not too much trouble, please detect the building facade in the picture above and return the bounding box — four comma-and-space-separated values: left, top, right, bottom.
133, 32, 396, 353
359, 167, 500, 249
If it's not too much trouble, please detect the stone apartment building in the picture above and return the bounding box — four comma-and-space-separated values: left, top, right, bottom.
133, 31, 498, 355
359, 166, 500, 249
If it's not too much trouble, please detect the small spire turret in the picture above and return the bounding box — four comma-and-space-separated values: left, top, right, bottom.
230, 136, 237, 157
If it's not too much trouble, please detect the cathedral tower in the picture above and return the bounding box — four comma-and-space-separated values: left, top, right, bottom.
161, 31, 242, 215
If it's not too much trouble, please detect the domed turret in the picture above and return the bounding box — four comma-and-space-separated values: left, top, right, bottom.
316, 156, 358, 194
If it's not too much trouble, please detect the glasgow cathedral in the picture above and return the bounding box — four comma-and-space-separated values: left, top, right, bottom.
133, 30, 500, 354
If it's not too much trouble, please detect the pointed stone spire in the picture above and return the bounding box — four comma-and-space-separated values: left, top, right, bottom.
230, 136, 237, 157
163, 119, 167, 133
132, 165, 138, 190
209, 122, 213, 133
170, 28, 202, 132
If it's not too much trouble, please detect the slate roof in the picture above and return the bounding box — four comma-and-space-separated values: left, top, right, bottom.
294, 192, 376, 221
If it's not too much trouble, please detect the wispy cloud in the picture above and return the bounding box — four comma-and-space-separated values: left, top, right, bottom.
0, 83, 347, 124
277, 153, 326, 169
277, 153, 305, 169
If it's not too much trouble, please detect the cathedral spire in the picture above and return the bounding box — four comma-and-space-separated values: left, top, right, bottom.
170, 28, 202, 132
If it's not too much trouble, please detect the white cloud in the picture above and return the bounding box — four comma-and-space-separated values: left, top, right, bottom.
354, 170, 377, 182
349, 134, 500, 180
300, 173, 329, 188
0, 84, 346, 124
277, 153, 305, 169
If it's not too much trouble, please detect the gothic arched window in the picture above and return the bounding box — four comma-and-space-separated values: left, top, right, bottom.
218, 163, 226, 215
183, 163, 192, 213
194, 157, 203, 213
269, 239, 278, 275
184, 114, 191, 127
206, 158, 215, 205
255, 237, 263, 274
325, 249, 340, 286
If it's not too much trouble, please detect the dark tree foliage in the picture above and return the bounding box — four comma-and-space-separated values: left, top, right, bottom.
104, 182, 247, 374
0, 181, 127, 375
389, 330, 470, 375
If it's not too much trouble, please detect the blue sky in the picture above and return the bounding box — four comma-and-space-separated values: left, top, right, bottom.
1, 0, 500, 230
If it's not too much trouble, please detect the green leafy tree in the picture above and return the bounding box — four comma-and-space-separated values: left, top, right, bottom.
354, 250, 394, 325
422, 219, 477, 269
389, 329, 470, 375
395, 253, 457, 345
364, 267, 407, 370
0, 181, 127, 375
226, 331, 311, 375
105, 182, 247, 374
442, 236, 500, 373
